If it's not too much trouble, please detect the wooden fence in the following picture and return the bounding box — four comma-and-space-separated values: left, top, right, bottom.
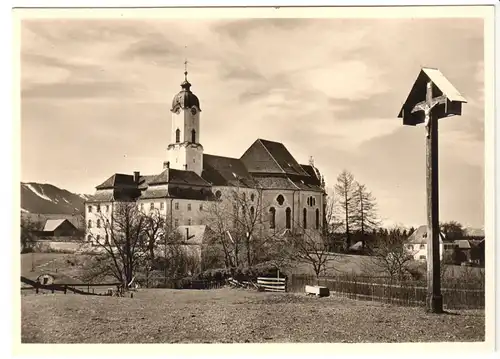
21, 276, 122, 296
289, 274, 484, 309
257, 277, 287, 293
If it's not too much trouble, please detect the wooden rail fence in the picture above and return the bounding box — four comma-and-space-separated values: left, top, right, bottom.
257, 277, 287, 293
21, 276, 122, 296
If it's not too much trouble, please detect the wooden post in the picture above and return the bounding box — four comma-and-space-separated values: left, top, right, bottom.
425, 81, 443, 313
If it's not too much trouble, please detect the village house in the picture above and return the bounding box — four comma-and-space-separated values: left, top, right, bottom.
85, 69, 327, 248
405, 225, 445, 261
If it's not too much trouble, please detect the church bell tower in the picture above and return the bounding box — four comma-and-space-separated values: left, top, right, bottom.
167, 63, 203, 176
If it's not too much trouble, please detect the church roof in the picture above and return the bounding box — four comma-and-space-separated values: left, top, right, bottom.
202, 154, 256, 188
171, 77, 201, 112
299, 164, 322, 185
149, 168, 211, 187
96, 173, 137, 190
240, 139, 310, 176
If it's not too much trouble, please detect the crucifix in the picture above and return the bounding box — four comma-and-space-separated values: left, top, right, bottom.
398, 68, 467, 314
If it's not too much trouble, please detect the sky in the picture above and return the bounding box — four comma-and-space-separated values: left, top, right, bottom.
20, 16, 485, 229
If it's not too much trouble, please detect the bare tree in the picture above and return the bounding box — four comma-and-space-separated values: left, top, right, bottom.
84, 202, 148, 287
351, 182, 380, 249
334, 170, 357, 250
363, 226, 415, 281
203, 188, 273, 268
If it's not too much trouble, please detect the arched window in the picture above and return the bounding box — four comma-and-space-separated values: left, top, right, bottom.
276, 194, 285, 206
307, 197, 310, 206
269, 207, 276, 229
315, 208, 320, 230
96, 219, 101, 228
191, 129, 196, 143
285, 207, 291, 229
88, 219, 92, 228
215, 190, 222, 200
250, 193, 255, 202
105, 234, 109, 243
303, 208, 307, 229
250, 206, 255, 218
87, 234, 92, 241
175, 128, 181, 143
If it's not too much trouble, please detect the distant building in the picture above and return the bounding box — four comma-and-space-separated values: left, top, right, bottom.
405, 225, 445, 261
85, 70, 327, 248
38, 219, 79, 238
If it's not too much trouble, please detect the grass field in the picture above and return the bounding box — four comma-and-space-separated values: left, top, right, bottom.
21, 288, 484, 343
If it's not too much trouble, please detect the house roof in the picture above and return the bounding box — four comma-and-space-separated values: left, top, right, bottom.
300, 164, 322, 185
454, 239, 472, 249
202, 154, 256, 188
407, 225, 445, 244
42, 219, 76, 232
240, 139, 309, 176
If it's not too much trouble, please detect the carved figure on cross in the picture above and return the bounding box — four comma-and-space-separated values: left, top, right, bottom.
410, 81, 447, 138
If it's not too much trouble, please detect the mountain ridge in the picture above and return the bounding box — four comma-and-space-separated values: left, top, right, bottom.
21, 182, 89, 215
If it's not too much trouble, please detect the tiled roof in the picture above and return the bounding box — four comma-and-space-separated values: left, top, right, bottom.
299, 164, 322, 185
202, 154, 257, 188
254, 176, 299, 190
168, 186, 215, 201
259, 139, 309, 176
87, 190, 114, 202
289, 178, 323, 192
96, 173, 137, 190
139, 186, 169, 200
149, 168, 211, 187
42, 219, 76, 232
240, 139, 283, 174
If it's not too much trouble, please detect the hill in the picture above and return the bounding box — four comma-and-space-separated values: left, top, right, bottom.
21, 182, 89, 215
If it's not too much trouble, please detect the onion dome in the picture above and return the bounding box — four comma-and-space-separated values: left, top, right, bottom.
170, 69, 201, 113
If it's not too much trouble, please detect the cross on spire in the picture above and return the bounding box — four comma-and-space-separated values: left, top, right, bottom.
184, 45, 188, 81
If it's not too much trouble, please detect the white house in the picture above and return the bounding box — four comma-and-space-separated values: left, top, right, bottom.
405, 225, 445, 261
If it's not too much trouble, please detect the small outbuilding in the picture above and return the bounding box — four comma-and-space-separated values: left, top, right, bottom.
39, 219, 79, 237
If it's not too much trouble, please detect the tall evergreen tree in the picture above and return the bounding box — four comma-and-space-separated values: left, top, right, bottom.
351, 182, 380, 248
334, 170, 356, 250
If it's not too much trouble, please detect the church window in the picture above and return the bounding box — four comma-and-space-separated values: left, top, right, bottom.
315, 209, 320, 229
88, 205, 92, 213
97, 219, 101, 228
276, 194, 285, 206
286, 207, 291, 229
187, 203, 192, 211
87, 234, 91, 241
105, 234, 109, 243
88, 219, 92, 228
215, 190, 222, 199
250, 193, 255, 202
250, 206, 255, 218
303, 208, 307, 229
175, 202, 179, 210
191, 129, 196, 143
269, 207, 276, 229
306, 197, 310, 206
175, 129, 181, 143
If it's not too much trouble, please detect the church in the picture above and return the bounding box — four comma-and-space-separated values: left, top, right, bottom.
85, 68, 327, 244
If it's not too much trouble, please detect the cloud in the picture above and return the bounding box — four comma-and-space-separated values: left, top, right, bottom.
19, 17, 485, 227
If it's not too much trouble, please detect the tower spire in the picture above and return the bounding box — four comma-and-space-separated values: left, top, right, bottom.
184, 45, 188, 81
